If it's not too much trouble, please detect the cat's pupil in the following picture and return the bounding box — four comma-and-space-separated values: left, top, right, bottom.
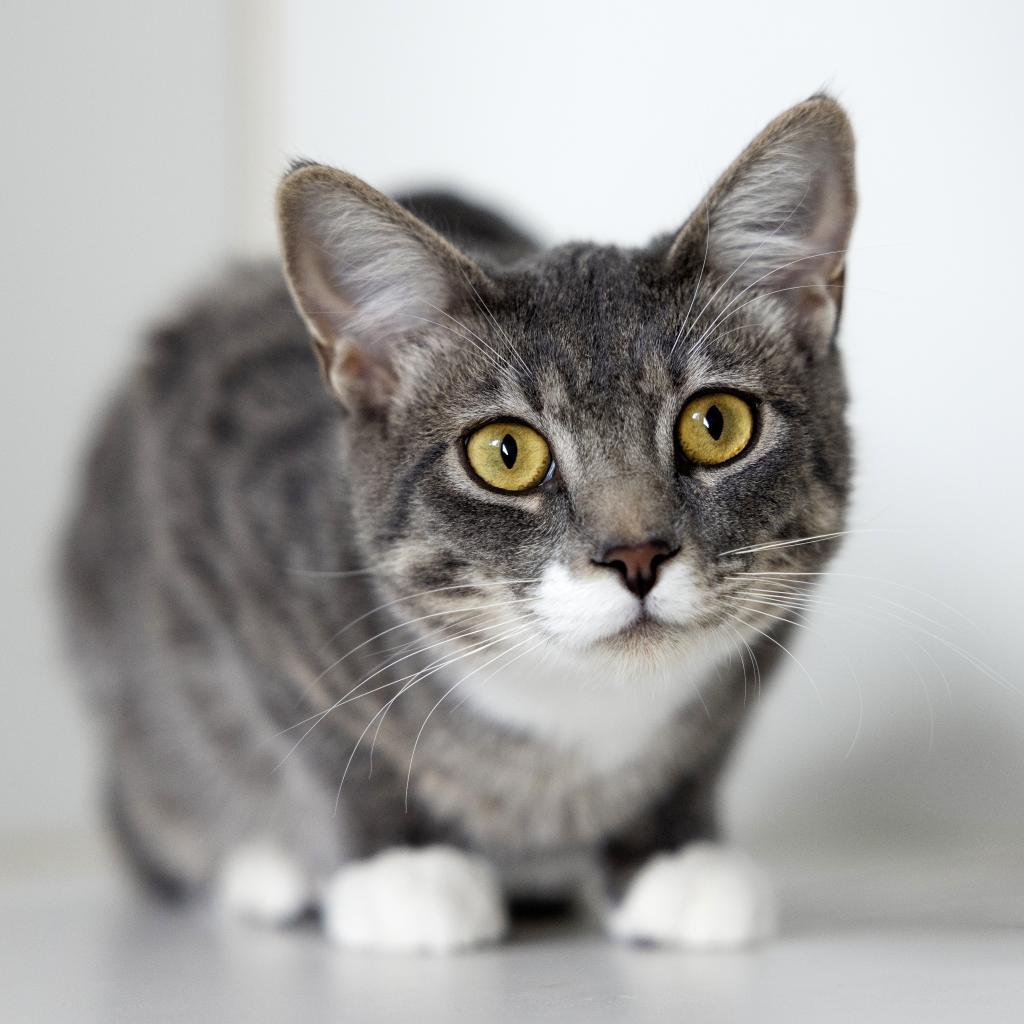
500, 434, 518, 468
704, 405, 725, 441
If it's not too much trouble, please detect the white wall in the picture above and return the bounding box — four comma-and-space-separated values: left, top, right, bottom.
5, 0, 1022, 853
2, 1, 234, 833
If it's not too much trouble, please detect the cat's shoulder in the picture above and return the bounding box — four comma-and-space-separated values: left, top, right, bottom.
137, 260, 316, 407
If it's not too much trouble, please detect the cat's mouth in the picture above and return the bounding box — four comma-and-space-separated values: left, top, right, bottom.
584, 606, 693, 650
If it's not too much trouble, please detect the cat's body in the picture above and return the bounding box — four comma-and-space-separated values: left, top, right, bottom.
62, 97, 855, 951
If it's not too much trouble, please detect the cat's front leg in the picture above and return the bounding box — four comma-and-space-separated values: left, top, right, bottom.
321, 845, 508, 953
607, 842, 776, 950
600, 770, 776, 950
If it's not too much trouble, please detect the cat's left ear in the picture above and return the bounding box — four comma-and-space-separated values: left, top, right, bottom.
669, 95, 857, 348
277, 162, 486, 409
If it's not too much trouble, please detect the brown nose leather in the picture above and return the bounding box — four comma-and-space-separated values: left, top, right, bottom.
596, 541, 675, 599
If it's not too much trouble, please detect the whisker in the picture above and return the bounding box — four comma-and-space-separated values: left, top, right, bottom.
732, 597, 812, 633
448, 632, 552, 714
273, 614, 530, 766
351, 610, 486, 664
316, 593, 534, 682
324, 612, 531, 714
422, 301, 528, 376
693, 320, 774, 347
732, 583, 1013, 731
334, 623, 533, 809
455, 270, 532, 374
725, 610, 823, 706
840, 649, 865, 760
297, 597, 534, 711
732, 592, 872, 758
731, 571, 979, 630
320, 577, 542, 653
718, 529, 895, 559
686, 242, 849, 357
403, 633, 548, 809
669, 204, 711, 352
732, 585, 961, 651
688, 283, 845, 358
367, 619, 534, 776
737, 582, 958, 640
736, 586, 948, 756
671, 180, 813, 355
682, 239, 901, 359
917, 633, 954, 705
399, 313, 512, 374
721, 623, 752, 704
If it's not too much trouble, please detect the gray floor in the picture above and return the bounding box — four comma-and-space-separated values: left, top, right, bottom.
5, 839, 1024, 1022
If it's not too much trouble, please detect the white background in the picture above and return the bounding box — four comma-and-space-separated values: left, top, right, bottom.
3, 0, 1022, 860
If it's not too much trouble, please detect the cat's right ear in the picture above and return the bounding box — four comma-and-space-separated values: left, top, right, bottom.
277, 162, 485, 410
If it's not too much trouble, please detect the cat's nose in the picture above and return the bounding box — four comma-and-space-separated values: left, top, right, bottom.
595, 540, 675, 599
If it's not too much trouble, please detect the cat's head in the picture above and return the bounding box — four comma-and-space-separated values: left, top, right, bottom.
278, 96, 856, 679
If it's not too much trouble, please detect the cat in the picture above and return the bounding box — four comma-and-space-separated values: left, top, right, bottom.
60, 95, 856, 953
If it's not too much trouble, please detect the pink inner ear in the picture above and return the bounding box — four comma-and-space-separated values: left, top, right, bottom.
324, 341, 400, 409
280, 168, 478, 407
693, 114, 855, 349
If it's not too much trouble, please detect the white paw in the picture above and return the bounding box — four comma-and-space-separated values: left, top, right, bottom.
608, 842, 776, 950
217, 842, 312, 926
321, 846, 507, 953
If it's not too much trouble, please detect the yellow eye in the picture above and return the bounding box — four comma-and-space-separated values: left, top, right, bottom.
465, 421, 552, 493
677, 392, 755, 466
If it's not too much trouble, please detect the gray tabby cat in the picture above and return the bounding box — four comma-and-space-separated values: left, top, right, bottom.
61, 96, 856, 952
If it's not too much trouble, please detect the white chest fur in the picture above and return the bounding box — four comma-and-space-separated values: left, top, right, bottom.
451, 630, 734, 775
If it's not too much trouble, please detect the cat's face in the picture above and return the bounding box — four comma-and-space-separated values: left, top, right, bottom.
279, 96, 856, 676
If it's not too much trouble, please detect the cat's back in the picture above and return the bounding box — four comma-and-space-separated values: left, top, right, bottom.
59, 263, 327, 676
76, 260, 324, 512
139, 261, 318, 425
